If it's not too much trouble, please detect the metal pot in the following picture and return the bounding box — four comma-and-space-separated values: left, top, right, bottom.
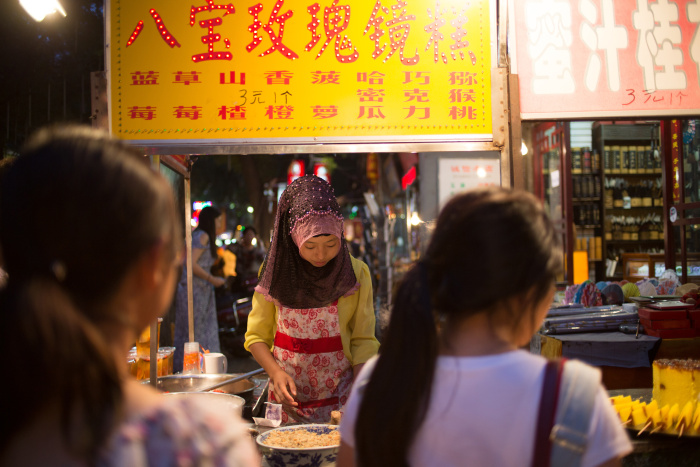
145, 373, 256, 403
164, 391, 246, 416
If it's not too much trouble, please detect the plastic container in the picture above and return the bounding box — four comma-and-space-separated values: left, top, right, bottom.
183, 341, 201, 374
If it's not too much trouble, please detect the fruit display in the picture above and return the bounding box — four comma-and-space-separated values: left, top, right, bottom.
611, 359, 700, 437
610, 395, 700, 436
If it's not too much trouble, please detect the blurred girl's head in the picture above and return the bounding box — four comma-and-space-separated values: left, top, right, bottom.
424, 186, 561, 340
0, 125, 181, 460
355, 187, 562, 467
196, 205, 223, 257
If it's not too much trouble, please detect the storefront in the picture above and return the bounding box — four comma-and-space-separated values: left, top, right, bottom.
106, 0, 516, 373
511, 0, 700, 286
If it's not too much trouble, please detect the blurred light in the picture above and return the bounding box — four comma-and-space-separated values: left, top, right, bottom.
247, 206, 254, 213
20, 0, 66, 22
229, 203, 235, 209
410, 212, 422, 226
236, 225, 243, 231
476, 167, 487, 178
251, 238, 258, 246
190, 219, 197, 227
224, 239, 231, 245
521, 141, 528, 156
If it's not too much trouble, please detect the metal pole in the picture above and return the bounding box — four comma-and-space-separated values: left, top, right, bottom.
185, 173, 195, 343
149, 155, 161, 387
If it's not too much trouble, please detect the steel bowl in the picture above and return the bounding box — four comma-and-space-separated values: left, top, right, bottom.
256, 424, 340, 467
145, 373, 256, 403
164, 391, 245, 416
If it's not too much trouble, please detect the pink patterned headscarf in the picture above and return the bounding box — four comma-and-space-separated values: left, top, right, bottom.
255, 175, 359, 309
291, 213, 343, 252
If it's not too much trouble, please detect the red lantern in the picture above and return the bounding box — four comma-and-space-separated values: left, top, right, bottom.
314, 162, 330, 183
288, 159, 305, 185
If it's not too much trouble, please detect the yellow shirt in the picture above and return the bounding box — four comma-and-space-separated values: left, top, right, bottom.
244, 256, 380, 366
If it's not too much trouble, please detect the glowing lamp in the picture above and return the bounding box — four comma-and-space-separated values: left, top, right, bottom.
573, 250, 589, 285
20, 0, 66, 22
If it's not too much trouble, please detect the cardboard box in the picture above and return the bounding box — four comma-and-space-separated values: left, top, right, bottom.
639, 318, 691, 330
638, 307, 688, 320
644, 328, 698, 339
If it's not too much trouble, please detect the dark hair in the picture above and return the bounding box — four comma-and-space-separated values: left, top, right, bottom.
355, 187, 562, 467
196, 205, 221, 257
242, 225, 257, 236
0, 125, 181, 461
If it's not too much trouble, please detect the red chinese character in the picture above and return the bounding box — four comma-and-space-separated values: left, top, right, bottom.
448, 88, 475, 103
449, 106, 478, 120
306, 0, 359, 63
357, 71, 385, 84
403, 89, 429, 102
218, 105, 247, 119
357, 88, 385, 102
247, 0, 299, 60
404, 106, 430, 119
448, 71, 478, 86
220, 72, 246, 84
311, 105, 339, 118
363, 0, 419, 65
311, 71, 341, 84
173, 106, 203, 120
130, 71, 159, 85
403, 71, 430, 85
190, 0, 236, 62
265, 105, 294, 119
265, 70, 294, 84
173, 71, 202, 85
358, 105, 386, 118
424, 5, 474, 64
450, 166, 460, 172
128, 106, 157, 120
126, 10, 181, 48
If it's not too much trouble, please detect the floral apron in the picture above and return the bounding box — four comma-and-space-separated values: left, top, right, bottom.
269, 300, 353, 424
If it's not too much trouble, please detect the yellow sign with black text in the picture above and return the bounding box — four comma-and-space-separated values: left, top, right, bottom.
108, 0, 493, 143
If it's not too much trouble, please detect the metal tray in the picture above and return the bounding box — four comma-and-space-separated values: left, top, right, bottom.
608, 389, 700, 438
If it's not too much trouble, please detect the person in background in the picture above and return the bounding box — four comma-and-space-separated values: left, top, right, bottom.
173, 205, 227, 371
0, 125, 258, 466
229, 225, 266, 295
337, 187, 632, 467
245, 175, 379, 424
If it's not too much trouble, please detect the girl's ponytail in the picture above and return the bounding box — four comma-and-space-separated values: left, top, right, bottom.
355, 262, 438, 467
0, 278, 123, 461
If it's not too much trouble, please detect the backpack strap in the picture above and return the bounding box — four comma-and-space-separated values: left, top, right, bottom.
532, 359, 565, 467
549, 359, 601, 467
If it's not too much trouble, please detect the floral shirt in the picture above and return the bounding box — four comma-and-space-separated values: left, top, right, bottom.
97, 396, 259, 467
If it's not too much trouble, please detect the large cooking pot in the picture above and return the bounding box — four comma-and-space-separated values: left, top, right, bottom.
164, 392, 246, 416
146, 373, 256, 403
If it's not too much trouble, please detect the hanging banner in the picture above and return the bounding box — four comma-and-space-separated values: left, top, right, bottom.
438, 157, 500, 207
512, 0, 700, 119
107, 0, 494, 144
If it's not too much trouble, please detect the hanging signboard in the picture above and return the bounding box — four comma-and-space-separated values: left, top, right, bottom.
438, 157, 500, 208
107, 0, 494, 145
512, 0, 700, 119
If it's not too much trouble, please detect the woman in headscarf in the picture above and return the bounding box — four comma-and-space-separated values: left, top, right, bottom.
244, 175, 379, 424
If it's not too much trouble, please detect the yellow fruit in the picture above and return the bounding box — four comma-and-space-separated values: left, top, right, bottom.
676, 401, 695, 431
631, 406, 648, 427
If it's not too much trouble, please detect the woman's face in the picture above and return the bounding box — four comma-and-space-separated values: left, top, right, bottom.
215, 213, 226, 235
300, 235, 341, 267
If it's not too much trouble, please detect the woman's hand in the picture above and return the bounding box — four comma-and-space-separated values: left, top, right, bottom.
210, 275, 226, 288
269, 368, 298, 408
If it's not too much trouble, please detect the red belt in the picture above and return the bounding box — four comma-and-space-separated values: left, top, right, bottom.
274, 332, 343, 354
297, 396, 339, 409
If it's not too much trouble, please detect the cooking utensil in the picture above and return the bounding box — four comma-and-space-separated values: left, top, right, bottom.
197, 367, 265, 393
144, 371, 263, 402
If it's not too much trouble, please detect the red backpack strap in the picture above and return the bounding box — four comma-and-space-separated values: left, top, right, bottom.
532, 358, 565, 467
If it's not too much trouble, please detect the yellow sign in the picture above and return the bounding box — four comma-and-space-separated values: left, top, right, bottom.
108, 0, 492, 143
